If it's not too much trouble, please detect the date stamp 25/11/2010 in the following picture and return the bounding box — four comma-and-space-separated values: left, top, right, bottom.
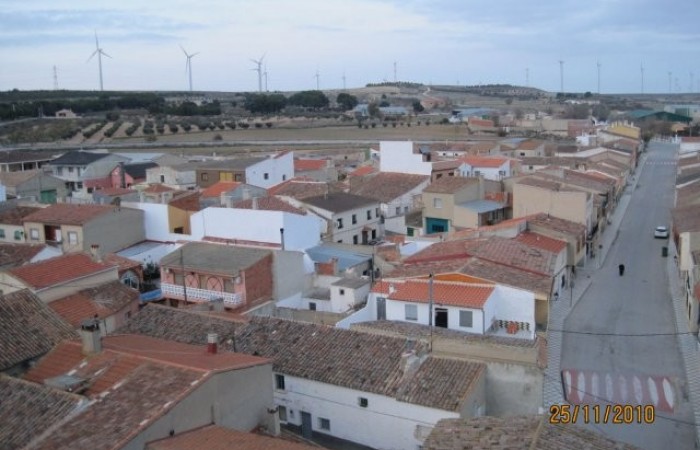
549, 404, 655, 425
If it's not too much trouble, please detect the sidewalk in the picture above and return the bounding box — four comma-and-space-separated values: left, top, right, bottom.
543, 153, 647, 409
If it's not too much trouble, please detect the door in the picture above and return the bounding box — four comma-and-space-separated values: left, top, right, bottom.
301, 412, 312, 439
40, 189, 57, 204
376, 297, 386, 320
435, 308, 448, 328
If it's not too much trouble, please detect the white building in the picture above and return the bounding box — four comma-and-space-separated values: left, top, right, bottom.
145, 162, 204, 190
379, 141, 432, 176
458, 156, 513, 181
299, 193, 382, 245
277, 275, 370, 313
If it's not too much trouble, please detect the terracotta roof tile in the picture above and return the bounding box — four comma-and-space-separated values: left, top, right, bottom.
0, 169, 40, 187
48, 281, 139, 327
169, 191, 202, 211
302, 192, 378, 213
349, 171, 429, 203
294, 158, 328, 172
0, 243, 47, 268
0, 290, 77, 370
102, 253, 142, 272
233, 196, 306, 215
9, 253, 116, 290
348, 165, 377, 177
373, 278, 493, 309
146, 425, 318, 450
424, 176, 479, 194
0, 375, 83, 449
94, 187, 135, 196
515, 231, 567, 253
517, 139, 545, 150
200, 181, 241, 198
268, 178, 333, 199
143, 183, 176, 194
0, 205, 42, 226
431, 160, 462, 171
459, 155, 508, 168
22, 203, 115, 225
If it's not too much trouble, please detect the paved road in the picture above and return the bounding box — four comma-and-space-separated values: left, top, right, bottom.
560, 141, 695, 449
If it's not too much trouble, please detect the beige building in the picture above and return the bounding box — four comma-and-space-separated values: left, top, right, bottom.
513, 178, 594, 233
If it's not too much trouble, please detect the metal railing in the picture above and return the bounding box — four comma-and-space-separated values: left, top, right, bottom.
160, 283, 243, 306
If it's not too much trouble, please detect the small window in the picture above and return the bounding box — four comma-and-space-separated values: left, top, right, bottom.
160, 175, 165, 183
200, 173, 209, 182
29, 228, 39, 241
375, 207, 379, 217
68, 167, 74, 173
339, 289, 345, 295
275, 374, 285, 390
336, 218, 343, 229
282, 174, 287, 181
529, 165, 533, 170
309, 302, 316, 311
371, 229, 376, 239
264, 173, 269, 180
13, 230, 22, 241
359, 397, 368, 408
395, 207, 401, 215
433, 198, 443, 209
404, 206, 409, 213
353, 235, 358, 245
460, 310, 473, 327
337, 239, 343, 243
352, 214, 357, 224
319, 418, 331, 431
405, 304, 418, 321
278, 406, 288, 422
366, 210, 371, 220
0, 229, 5, 239
67, 231, 78, 245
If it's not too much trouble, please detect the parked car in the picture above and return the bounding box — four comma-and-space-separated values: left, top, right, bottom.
654, 226, 669, 239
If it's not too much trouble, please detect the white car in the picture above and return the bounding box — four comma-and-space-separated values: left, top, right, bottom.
654, 226, 669, 239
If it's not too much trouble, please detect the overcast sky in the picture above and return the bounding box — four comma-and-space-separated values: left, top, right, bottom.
1, 0, 699, 94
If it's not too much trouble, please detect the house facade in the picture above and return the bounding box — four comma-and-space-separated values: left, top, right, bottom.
196, 152, 294, 189
300, 193, 382, 244
458, 156, 513, 181
422, 177, 489, 234
50, 151, 128, 191
0, 170, 67, 203
146, 162, 203, 190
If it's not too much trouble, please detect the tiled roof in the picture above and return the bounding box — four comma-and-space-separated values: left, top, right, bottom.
515, 231, 567, 253
146, 425, 318, 450
143, 183, 176, 194
22, 203, 115, 225
0, 149, 56, 164
123, 162, 157, 179
527, 212, 586, 237
168, 191, 201, 211
159, 241, 271, 276
432, 160, 461, 171
372, 278, 494, 309
0, 290, 77, 371
50, 150, 109, 166
516, 176, 581, 193
302, 192, 378, 213
102, 253, 142, 272
0, 375, 83, 449
94, 187, 135, 196
201, 181, 241, 198
459, 155, 508, 168
294, 158, 328, 172
518, 156, 577, 168
564, 169, 616, 189
423, 416, 640, 450
48, 281, 139, 327
517, 139, 544, 150
0, 243, 47, 268
672, 204, 700, 233
31, 363, 203, 450
424, 177, 479, 194
0, 169, 40, 186
349, 172, 429, 203
9, 252, 116, 290
348, 165, 377, 177
268, 178, 334, 199
233, 196, 306, 215
197, 157, 265, 170
0, 205, 42, 225
122, 305, 485, 412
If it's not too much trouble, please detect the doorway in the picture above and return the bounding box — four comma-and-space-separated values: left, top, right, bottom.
301, 412, 312, 439
435, 308, 448, 328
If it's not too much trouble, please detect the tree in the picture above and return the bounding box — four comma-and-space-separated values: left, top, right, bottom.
336, 93, 358, 111
244, 93, 287, 114
288, 90, 329, 109
412, 100, 424, 113
367, 102, 381, 119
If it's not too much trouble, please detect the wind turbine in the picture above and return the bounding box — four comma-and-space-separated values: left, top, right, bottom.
640, 63, 645, 94
264, 63, 269, 92
314, 69, 320, 90
596, 61, 601, 95
180, 45, 199, 92
558, 60, 564, 94
87, 31, 111, 91
250, 54, 265, 92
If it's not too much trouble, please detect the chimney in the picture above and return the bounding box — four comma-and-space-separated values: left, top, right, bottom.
80, 318, 101, 355
400, 350, 423, 376
207, 332, 218, 354
279, 228, 285, 251
252, 196, 259, 210
90, 244, 102, 262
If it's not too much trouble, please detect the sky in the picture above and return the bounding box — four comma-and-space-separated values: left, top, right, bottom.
1, 0, 699, 94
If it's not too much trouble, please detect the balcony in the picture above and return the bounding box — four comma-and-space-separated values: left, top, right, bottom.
161, 283, 243, 307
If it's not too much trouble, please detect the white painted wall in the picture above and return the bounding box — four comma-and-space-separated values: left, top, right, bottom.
122, 202, 195, 242
245, 152, 294, 188
303, 203, 381, 244
274, 374, 460, 450
31, 246, 63, 263
458, 162, 510, 181
381, 178, 430, 219
491, 285, 536, 339
329, 283, 370, 313
379, 141, 432, 176
336, 295, 377, 329
190, 208, 321, 251
386, 299, 486, 334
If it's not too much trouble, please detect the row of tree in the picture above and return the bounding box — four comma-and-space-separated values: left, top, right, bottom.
243, 91, 358, 114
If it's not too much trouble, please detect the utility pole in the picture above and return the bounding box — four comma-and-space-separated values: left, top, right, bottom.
315, 70, 320, 90
180, 247, 189, 304
53, 66, 58, 90
559, 60, 564, 94
668, 71, 673, 93
393, 61, 397, 83
428, 273, 434, 352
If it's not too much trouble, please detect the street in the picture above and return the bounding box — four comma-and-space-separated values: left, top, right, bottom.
560, 141, 695, 449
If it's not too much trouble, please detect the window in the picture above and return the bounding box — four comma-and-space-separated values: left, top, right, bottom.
13, 230, 22, 241
275, 374, 285, 390
366, 210, 371, 220
160, 175, 165, 183
405, 304, 418, 321
67, 231, 78, 245
474, 170, 481, 177
353, 235, 358, 245
282, 174, 287, 181
433, 198, 443, 208
0, 229, 5, 239
309, 302, 316, 311
359, 397, 368, 408
395, 207, 401, 215
371, 230, 376, 239
200, 173, 209, 182
352, 214, 357, 224
29, 228, 39, 241
56, 167, 63, 175
68, 167, 74, 173
336, 218, 343, 229
318, 418, 331, 431
459, 310, 473, 327
337, 239, 343, 243
278, 406, 288, 422
339, 289, 345, 295
404, 206, 409, 213
528, 165, 533, 170
375, 207, 379, 217
264, 173, 269, 180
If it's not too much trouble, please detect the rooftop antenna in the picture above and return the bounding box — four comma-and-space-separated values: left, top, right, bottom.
558, 60, 564, 94
53, 65, 58, 90
180, 45, 199, 92
596, 61, 601, 95
640, 63, 645, 94
87, 31, 111, 91
250, 54, 265, 92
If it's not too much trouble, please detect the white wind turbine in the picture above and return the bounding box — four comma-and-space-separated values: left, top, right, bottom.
250, 54, 265, 92
180, 45, 200, 92
87, 31, 111, 91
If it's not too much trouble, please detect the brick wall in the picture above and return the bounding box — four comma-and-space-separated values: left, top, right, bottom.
243, 253, 274, 308
315, 258, 338, 276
